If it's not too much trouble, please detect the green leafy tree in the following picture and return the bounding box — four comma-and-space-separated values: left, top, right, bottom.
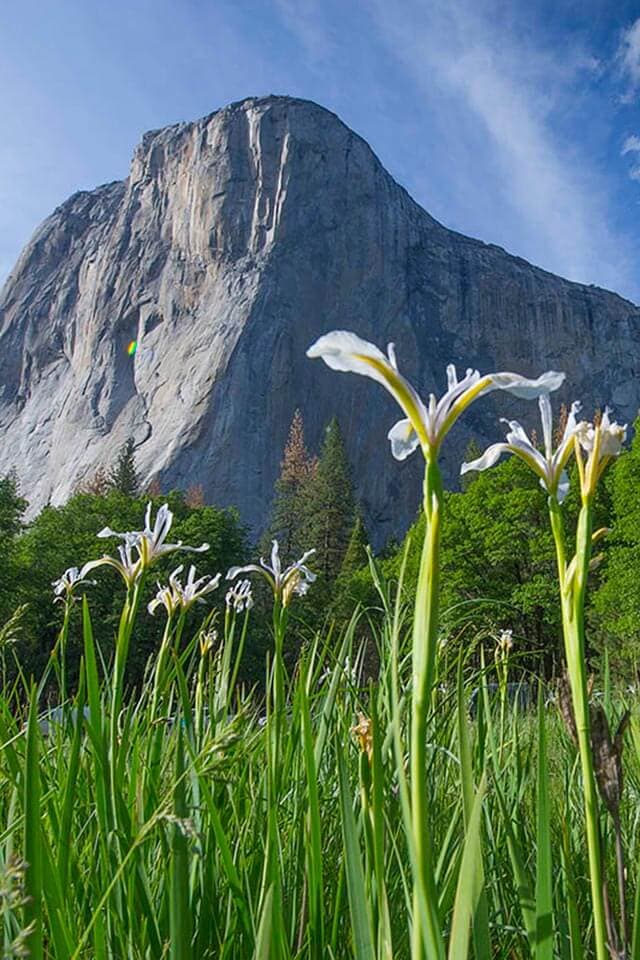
594, 415, 640, 670
0, 472, 28, 625
0, 472, 27, 540
109, 438, 140, 497
384, 456, 567, 672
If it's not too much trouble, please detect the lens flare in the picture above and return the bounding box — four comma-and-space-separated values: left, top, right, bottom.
127, 340, 138, 356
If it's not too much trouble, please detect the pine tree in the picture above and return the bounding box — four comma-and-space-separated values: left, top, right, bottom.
330, 513, 371, 623
338, 513, 369, 582
146, 477, 162, 497
185, 484, 205, 508
109, 438, 140, 497
303, 418, 356, 585
76, 466, 110, 496
264, 410, 317, 558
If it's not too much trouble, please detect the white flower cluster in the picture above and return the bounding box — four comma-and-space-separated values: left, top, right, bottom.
53, 503, 210, 600
148, 565, 221, 617
225, 579, 254, 612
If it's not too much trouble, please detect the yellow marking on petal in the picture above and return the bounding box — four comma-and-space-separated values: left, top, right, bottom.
506, 444, 549, 487
573, 435, 586, 496
436, 375, 494, 448
583, 424, 602, 499
555, 438, 577, 475
353, 353, 430, 448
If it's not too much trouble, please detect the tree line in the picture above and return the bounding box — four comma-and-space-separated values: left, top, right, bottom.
2, 410, 640, 688
0, 414, 368, 690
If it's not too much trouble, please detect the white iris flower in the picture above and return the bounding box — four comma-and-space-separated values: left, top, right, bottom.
148, 564, 221, 617
97, 503, 209, 567
575, 408, 627, 497
461, 395, 584, 503
86, 503, 209, 587
52, 564, 97, 603
306, 331, 564, 459
578, 410, 626, 458
86, 539, 142, 588
226, 540, 316, 607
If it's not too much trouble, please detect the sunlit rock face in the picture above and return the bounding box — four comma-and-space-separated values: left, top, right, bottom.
1, 95, 638, 544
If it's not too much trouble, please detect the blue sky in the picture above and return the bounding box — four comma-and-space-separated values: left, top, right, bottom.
1, 0, 640, 300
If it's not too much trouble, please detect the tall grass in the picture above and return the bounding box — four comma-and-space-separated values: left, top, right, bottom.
1, 560, 638, 958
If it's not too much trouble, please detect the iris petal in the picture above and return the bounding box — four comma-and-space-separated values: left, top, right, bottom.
388, 418, 421, 461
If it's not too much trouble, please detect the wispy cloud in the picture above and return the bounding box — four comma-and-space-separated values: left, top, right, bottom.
621, 133, 640, 182
616, 18, 640, 102
363, 0, 635, 299
621, 134, 640, 154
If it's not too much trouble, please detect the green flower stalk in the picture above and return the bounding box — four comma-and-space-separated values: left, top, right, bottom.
85, 503, 211, 708
51, 565, 97, 705
494, 629, 513, 747
226, 541, 315, 709
77, 503, 210, 831
463, 399, 627, 960
308, 329, 563, 959
226, 540, 316, 787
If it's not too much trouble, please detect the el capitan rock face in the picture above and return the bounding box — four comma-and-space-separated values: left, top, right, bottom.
1, 95, 639, 543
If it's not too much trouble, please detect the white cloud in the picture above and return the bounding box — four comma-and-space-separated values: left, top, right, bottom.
621, 134, 640, 155
365, 0, 635, 299
617, 18, 640, 101
621, 135, 640, 183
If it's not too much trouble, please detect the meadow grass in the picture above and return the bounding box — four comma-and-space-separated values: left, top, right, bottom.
1, 575, 638, 959
1, 332, 634, 958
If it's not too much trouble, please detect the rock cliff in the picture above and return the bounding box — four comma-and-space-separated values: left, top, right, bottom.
1, 95, 638, 543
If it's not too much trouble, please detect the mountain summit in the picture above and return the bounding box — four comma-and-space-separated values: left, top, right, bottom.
1, 95, 638, 542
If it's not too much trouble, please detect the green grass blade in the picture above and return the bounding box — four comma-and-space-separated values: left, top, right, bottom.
57, 671, 86, 888
457, 654, 491, 958
535, 684, 553, 960
447, 773, 487, 960
481, 662, 536, 952
337, 732, 375, 960
369, 691, 393, 960
631, 833, 640, 960
253, 884, 274, 960
560, 814, 584, 960
170, 725, 192, 960
299, 661, 325, 956
41, 834, 75, 956
23, 683, 43, 960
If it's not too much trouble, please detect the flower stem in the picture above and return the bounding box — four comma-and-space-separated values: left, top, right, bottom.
109, 577, 144, 825
549, 496, 608, 960
410, 457, 444, 960
271, 599, 288, 795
